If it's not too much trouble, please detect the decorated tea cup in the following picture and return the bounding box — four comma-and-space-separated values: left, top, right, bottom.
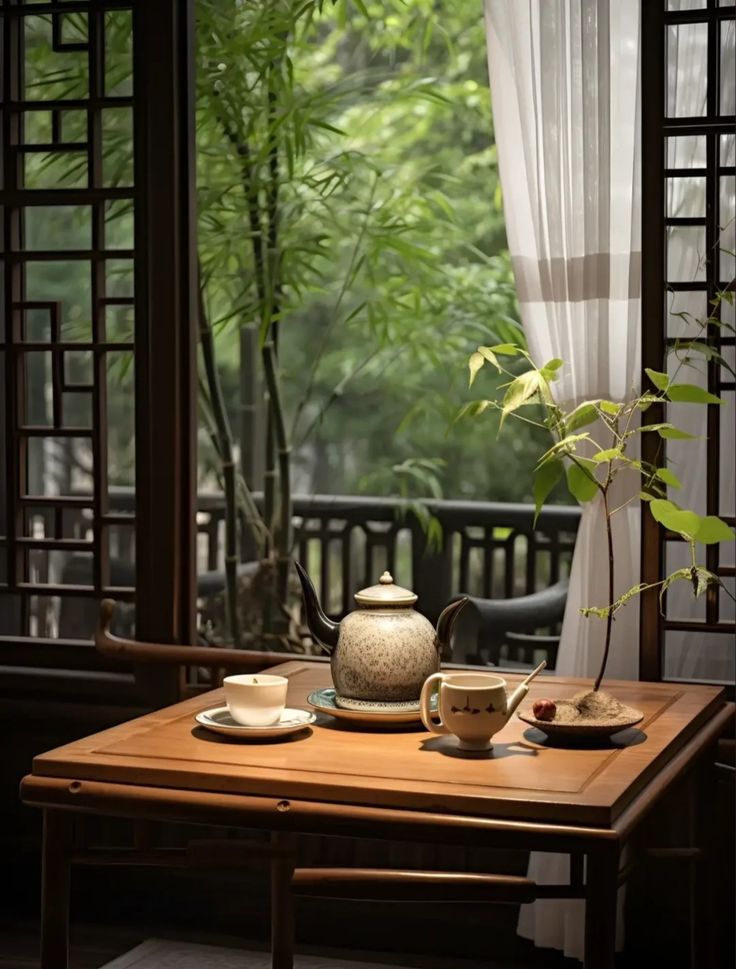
419, 671, 528, 751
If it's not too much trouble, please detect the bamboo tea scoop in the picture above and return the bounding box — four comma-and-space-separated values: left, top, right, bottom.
521, 659, 547, 689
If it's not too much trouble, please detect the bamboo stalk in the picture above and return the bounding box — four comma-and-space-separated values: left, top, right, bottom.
261, 59, 292, 631
198, 284, 242, 649
263, 402, 276, 556
210, 33, 293, 638
262, 340, 292, 612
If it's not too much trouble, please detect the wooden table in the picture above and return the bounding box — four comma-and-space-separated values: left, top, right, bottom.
21, 663, 732, 969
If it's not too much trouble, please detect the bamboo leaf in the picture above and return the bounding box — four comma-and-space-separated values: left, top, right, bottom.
566, 401, 599, 433
468, 351, 485, 388
454, 400, 493, 422
477, 346, 501, 370
674, 340, 721, 361
593, 447, 622, 463
540, 358, 563, 382
693, 516, 735, 545
654, 467, 682, 489
649, 499, 702, 540
566, 461, 599, 504
533, 458, 563, 525
666, 383, 723, 405
638, 422, 698, 440
645, 368, 669, 391
637, 393, 662, 411
537, 432, 590, 467
659, 426, 698, 440
500, 369, 541, 426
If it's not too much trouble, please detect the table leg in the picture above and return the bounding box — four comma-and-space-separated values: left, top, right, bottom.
40, 809, 73, 969
692, 756, 718, 969
584, 844, 620, 969
270, 832, 296, 969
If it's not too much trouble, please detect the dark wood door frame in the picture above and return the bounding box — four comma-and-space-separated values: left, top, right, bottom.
133, 0, 198, 704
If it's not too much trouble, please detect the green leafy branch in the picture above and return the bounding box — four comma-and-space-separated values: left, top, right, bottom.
462, 333, 735, 693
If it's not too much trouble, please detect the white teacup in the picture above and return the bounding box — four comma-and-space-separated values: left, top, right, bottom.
223, 673, 289, 726
420, 671, 528, 751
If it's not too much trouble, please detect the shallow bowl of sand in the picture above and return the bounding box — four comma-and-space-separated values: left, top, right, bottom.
517, 689, 644, 741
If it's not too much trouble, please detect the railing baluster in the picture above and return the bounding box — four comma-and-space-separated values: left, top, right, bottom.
341, 524, 351, 617
97, 490, 582, 621
526, 530, 537, 593
458, 530, 469, 594
482, 528, 492, 599
504, 534, 515, 599
320, 524, 329, 608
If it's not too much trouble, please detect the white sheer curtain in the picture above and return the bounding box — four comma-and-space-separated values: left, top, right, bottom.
484, 0, 641, 960
484, 0, 642, 675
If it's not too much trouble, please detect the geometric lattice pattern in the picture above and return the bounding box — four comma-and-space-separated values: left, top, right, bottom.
659, 0, 735, 680
0, 1, 136, 642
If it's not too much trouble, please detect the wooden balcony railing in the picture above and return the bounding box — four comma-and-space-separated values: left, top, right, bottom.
107, 489, 581, 623
0, 490, 580, 701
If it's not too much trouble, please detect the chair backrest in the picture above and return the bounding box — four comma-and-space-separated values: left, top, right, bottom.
450, 581, 569, 668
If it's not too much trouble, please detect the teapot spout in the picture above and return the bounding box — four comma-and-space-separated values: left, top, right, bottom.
435, 596, 468, 655
294, 561, 339, 655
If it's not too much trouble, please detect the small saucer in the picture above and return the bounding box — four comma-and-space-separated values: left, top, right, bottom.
195, 706, 315, 739
308, 688, 437, 724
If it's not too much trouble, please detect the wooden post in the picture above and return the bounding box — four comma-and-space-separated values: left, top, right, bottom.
270, 830, 296, 969
692, 755, 719, 969
584, 843, 620, 969
133, 0, 198, 705
40, 810, 73, 969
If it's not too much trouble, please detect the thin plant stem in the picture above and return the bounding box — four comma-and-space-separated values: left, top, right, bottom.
594, 484, 615, 692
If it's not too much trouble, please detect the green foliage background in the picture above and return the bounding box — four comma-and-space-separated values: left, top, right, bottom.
19, 1, 555, 507
196, 0, 553, 504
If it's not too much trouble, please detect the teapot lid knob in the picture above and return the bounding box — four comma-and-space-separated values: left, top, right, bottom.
354, 571, 417, 606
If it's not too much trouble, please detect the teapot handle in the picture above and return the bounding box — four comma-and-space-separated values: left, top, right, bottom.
420, 673, 449, 735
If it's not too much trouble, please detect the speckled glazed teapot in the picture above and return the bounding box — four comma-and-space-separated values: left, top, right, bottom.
295, 562, 467, 703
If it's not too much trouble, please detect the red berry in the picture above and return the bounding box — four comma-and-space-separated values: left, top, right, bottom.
532, 698, 556, 722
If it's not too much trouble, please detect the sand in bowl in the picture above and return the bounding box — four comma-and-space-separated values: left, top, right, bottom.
546, 690, 636, 727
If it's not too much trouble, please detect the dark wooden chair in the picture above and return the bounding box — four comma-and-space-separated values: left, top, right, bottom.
450, 580, 569, 669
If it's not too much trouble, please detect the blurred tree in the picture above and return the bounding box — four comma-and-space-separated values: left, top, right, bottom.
196, 0, 553, 507
17, 1, 566, 647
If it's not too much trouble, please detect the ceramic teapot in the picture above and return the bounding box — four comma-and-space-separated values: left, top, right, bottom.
295, 563, 467, 704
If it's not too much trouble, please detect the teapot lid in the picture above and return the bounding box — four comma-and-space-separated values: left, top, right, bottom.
354, 571, 418, 607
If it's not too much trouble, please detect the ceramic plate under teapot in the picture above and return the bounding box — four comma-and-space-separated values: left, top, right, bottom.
308, 688, 438, 725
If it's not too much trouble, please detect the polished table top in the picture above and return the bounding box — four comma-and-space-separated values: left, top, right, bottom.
28, 663, 728, 830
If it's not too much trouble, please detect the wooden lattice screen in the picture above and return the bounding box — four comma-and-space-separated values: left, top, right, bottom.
0, 0, 197, 706
641, 0, 735, 690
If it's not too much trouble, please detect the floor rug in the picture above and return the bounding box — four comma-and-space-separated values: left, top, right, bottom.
103, 938, 422, 969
